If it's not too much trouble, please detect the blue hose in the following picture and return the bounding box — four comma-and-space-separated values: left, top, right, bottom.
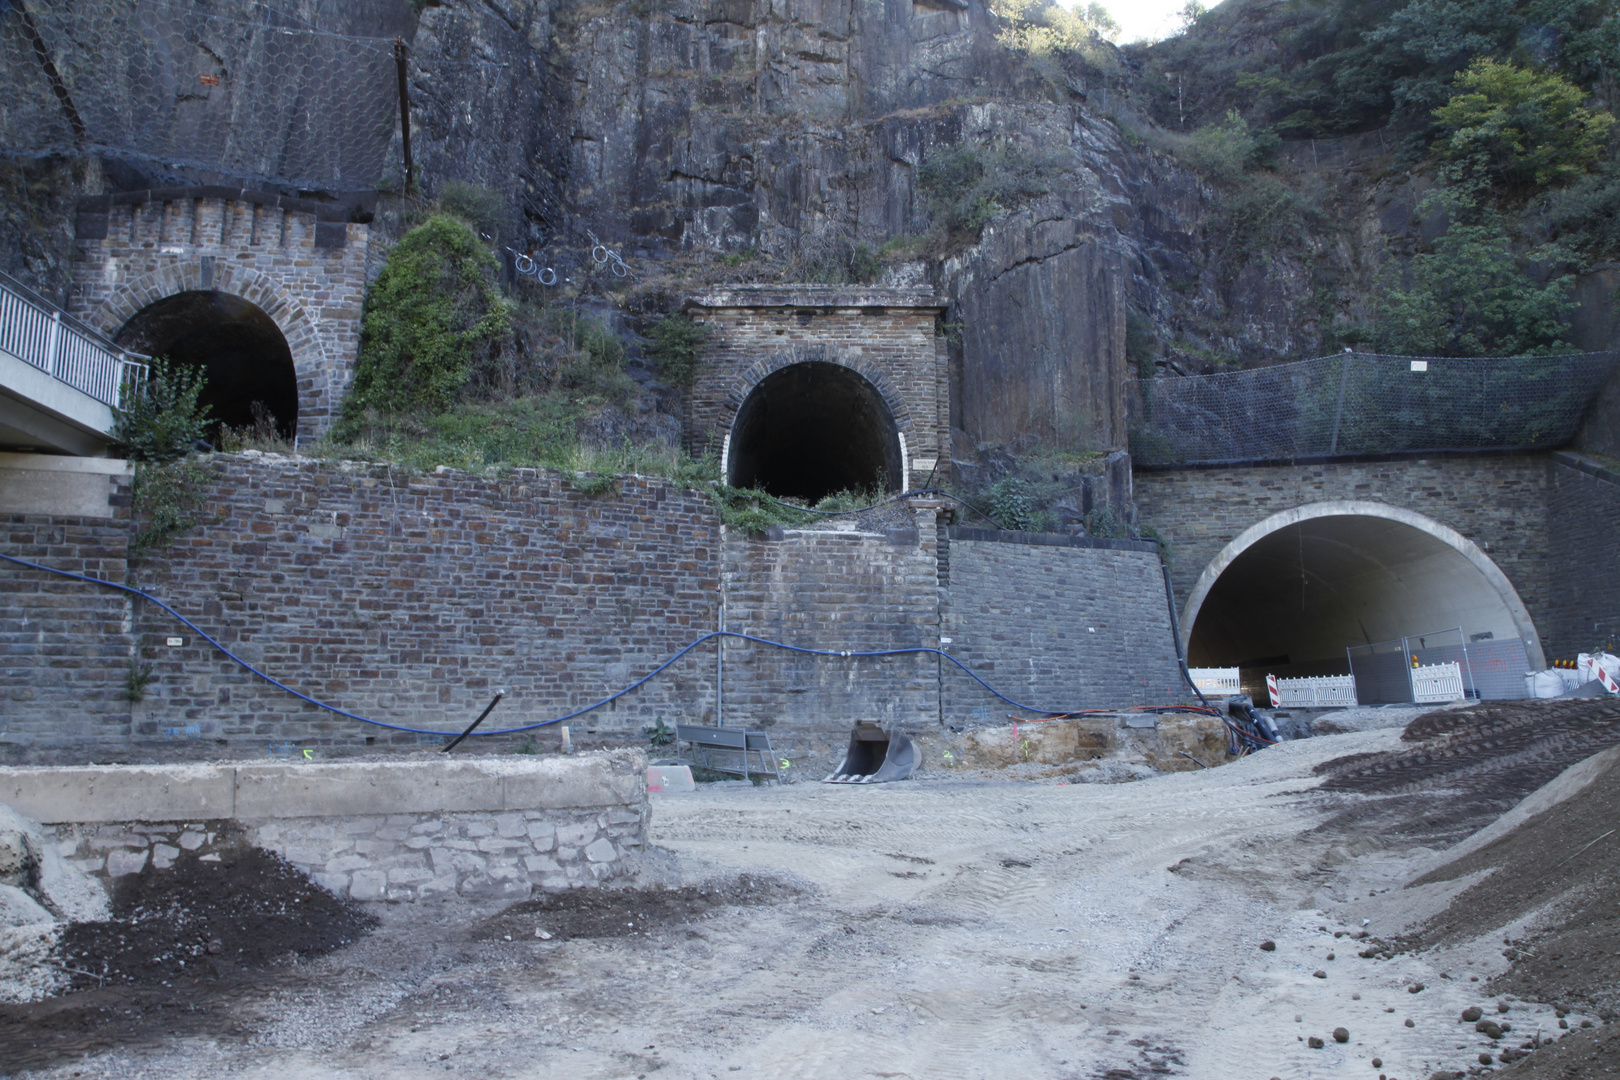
1, 550, 1077, 738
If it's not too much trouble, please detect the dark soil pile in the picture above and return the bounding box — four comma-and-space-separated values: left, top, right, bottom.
1314, 701, 1620, 1079
57, 840, 376, 988
1312, 698, 1620, 847
1398, 745, 1620, 1018
0, 839, 375, 1073
475, 873, 797, 942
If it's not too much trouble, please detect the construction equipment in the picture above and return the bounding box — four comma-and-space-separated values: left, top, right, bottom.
823, 722, 918, 784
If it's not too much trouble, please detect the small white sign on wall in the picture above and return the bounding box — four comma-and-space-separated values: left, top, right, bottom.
1410, 360, 1429, 372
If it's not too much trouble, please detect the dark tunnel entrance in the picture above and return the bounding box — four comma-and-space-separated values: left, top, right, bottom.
727, 362, 903, 503
115, 291, 298, 441
1185, 512, 1535, 679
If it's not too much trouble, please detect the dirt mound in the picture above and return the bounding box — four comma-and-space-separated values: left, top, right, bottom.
474, 873, 796, 942
0, 837, 374, 1073
1496, 1023, 1620, 1078
55, 839, 375, 989
1311, 698, 1620, 847
1397, 745, 1620, 1019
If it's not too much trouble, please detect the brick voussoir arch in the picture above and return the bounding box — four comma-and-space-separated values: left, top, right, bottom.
89, 263, 327, 378
722, 349, 915, 434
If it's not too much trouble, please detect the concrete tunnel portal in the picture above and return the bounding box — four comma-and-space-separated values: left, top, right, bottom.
1183, 502, 1545, 675
115, 290, 299, 442
727, 361, 903, 504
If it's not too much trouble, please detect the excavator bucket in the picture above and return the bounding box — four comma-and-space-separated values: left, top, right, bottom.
823, 722, 918, 784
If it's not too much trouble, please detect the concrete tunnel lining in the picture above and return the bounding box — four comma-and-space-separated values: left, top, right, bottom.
1182, 501, 1545, 671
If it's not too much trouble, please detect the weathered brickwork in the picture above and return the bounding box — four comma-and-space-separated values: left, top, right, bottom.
2, 454, 721, 753
719, 516, 942, 749
942, 530, 1185, 722
1134, 455, 1554, 640
1, 478, 136, 744
1545, 454, 1620, 657
686, 286, 948, 489
68, 188, 372, 441
6, 456, 1248, 759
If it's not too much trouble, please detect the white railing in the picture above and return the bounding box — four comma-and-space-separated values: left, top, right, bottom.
1188, 667, 1241, 696
1270, 674, 1358, 709
0, 272, 143, 410
1412, 661, 1466, 704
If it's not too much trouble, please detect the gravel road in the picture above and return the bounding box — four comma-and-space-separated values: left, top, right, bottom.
11, 718, 1604, 1080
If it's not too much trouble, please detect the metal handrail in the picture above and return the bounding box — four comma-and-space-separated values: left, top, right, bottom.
0, 269, 146, 410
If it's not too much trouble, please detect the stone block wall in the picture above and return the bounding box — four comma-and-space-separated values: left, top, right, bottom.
69, 189, 372, 441
10, 751, 647, 902
1545, 453, 1620, 658
1, 453, 722, 754
1133, 454, 1554, 635
719, 516, 942, 753
1, 461, 135, 746
686, 286, 948, 489
941, 530, 1185, 723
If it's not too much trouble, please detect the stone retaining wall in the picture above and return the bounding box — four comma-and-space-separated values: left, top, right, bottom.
0, 750, 647, 902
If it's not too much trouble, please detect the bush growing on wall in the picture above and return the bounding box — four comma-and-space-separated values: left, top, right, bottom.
344, 215, 510, 423
112, 357, 212, 463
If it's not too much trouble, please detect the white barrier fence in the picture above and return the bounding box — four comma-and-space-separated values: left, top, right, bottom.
1188, 667, 1241, 697
0, 271, 143, 409
1268, 674, 1358, 709
1412, 661, 1466, 704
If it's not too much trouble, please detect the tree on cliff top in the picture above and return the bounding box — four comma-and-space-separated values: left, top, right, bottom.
345, 215, 510, 424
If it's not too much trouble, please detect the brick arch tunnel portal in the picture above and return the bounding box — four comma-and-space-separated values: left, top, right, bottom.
115, 291, 298, 441
726, 361, 904, 503
1183, 502, 1545, 673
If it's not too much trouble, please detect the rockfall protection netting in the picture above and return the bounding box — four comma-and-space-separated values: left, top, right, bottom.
1126, 351, 1620, 467
0, 0, 399, 191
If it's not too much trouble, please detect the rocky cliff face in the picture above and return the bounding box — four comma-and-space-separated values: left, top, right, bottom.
402, 0, 1183, 456
7, 0, 1610, 462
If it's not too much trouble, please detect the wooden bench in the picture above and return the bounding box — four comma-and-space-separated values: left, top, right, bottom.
674, 724, 780, 782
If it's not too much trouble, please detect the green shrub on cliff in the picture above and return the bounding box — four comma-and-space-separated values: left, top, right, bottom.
646, 313, 710, 385
1374, 193, 1576, 356
345, 215, 510, 423
918, 140, 1070, 242
1433, 59, 1614, 194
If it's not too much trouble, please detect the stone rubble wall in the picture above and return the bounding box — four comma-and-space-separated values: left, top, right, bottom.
5, 750, 647, 902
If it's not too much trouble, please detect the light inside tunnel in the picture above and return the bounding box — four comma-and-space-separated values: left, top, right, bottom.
116, 291, 298, 440
727, 361, 902, 503
1187, 514, 1526, 672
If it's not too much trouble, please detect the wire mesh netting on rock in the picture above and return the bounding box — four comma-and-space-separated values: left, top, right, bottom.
1126, 352, 1620, 467
1, 0, 400, 191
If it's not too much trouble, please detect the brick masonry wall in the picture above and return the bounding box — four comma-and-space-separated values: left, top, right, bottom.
941, 531, 1186, 723
719, 516, 942, 756
1545, 454, 1620, 657
69, 190, 372, 441
1133, 455, 1553, 642
1, 478, 136, 746
2, 454, 722, 755
686, 287, 947, 489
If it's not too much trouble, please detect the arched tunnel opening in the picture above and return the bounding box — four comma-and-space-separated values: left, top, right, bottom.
1187, 514, 1530, 682
727, 361, 903, 503
115, 291, 298, 441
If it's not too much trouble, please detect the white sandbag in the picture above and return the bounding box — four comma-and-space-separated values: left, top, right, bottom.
1527, 670, 1566, 699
